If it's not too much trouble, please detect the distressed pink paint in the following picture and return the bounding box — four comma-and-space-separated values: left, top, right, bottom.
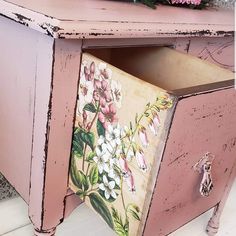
144, 87, 236, 236
0, 0, 234, 39
0, 15, 43, 202
0, 0, 234, 235
207, 154, 236, 235
29, 39, 82, 234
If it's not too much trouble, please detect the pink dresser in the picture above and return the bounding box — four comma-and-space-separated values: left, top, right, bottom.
0, 1, 235, 235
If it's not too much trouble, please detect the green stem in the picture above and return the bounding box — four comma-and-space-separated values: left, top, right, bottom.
124, 105, 154, 157
82, 143, 87, 172
120, 177, 127, 218
85, 187, 99, 195
85, 163, 91, 176
82, 103, 100, 172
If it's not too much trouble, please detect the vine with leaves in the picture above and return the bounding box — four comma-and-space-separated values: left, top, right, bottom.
70, 59, 173, 235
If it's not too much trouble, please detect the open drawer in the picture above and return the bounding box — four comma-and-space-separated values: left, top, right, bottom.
69, 47, 236, 236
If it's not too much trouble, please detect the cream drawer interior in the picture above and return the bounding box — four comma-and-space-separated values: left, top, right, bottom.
69, 47, 235, 236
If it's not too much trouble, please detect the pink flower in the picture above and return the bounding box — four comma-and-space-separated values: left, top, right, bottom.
148, 118, 157, 136
136, 148, 147, 172
93, 79, 112, 107
153, 112, 161, 127
98, 62, 112, 80
138, 126, 149, 148
171, 0, 201, 5
119, 157, 135, 192
119, 157, 129, 177
125, 170, 136, 193
98, 103, 117, 129
148, 112, 161, 136
84, 62, 95, 81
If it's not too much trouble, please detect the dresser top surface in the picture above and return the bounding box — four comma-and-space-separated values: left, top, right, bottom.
0, 0, 234, 39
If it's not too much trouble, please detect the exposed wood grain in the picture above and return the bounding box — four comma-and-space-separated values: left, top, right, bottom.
0, 0, 234, 39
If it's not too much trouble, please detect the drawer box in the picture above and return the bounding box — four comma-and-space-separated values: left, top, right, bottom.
69, 47, 235, 236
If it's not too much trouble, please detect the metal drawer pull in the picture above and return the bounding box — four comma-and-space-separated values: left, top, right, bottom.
194, 152, 215, 197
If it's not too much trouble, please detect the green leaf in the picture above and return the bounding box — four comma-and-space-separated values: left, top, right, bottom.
78, 170, 89, 191
97, 119, 105, 137
89, 193, 114, 229
76, 189, 85, 198
70, 157, 83, 189
127, 204, 141, 221
80, 131, 95, 151
129, 122, 133, 131
111, 207, 128, 236
135, 113, 138, 125
72, 128, 84, 158
83, 103, 97, 113
128, 209, 140, 221
139, 0, 156, 9
89, 165, 99, 185
86, 152, 96, 163
146, 102, 151, 108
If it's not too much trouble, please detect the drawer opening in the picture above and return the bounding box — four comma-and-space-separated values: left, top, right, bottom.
86, 47, 234, 94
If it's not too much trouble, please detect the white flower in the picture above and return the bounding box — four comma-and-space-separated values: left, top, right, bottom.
109, 156, 119, 168
126, 148, 135, 162
111, 80, 122, 108
95, 62, 112, 81
93, 147, 110, 174
108, 168, 120, 186
97, 136, 105, 146
99, 175, 117, 199
106, 124, 122, 148
78, 79, 94, 114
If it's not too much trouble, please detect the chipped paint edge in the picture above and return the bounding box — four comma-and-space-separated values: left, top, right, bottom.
0, 0, 234, 39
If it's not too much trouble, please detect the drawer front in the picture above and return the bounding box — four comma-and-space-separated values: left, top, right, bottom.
69, 53, 175, 236
69, 47, 235, 236
144, 87, 236, 236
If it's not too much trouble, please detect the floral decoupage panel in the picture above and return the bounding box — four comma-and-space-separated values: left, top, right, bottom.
69, 53, 175, 236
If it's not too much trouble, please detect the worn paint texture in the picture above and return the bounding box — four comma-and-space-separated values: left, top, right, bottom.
144, 87, 236, 236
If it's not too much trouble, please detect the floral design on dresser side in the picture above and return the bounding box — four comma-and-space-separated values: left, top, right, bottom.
70, 56, 173, 236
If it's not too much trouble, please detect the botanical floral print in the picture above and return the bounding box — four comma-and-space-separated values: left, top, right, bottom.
70, 58, 173, 236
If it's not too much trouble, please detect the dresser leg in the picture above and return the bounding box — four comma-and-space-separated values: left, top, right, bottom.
34, 228, 56, 236
206, 203, 221, 236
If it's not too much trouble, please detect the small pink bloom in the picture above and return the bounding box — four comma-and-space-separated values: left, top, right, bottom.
98, 103, 117, 129
148, 118, 157, 136
86, 122, 92, 130
84, 62, 95, 81
93, 79, 112, 106
119, 157, 129, 176
148, 112, 161, 136
138, 126, 149, 148
125, 170, 136, 193
83, 110, 87, 127
153, 112, 161, 128
136, 148, 147, 172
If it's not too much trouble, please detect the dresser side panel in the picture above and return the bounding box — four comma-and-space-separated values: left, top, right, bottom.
0, 16, 50, 202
